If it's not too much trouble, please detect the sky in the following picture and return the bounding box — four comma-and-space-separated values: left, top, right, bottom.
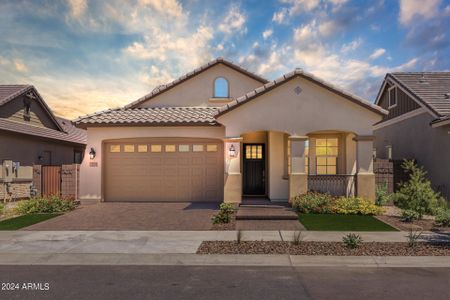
1, 0, 449, 119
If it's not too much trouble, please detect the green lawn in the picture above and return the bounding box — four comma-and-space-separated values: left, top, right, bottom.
0, 214, 62, 230
298, 214, 398, 231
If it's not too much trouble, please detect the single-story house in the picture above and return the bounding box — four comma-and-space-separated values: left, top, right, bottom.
75, 58, 387, 203
373, 72, 450, 200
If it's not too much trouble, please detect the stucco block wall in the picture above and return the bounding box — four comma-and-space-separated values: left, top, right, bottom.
138, 64, 264, 108
268, 131, 288, 200
374, 112, 450, 200
79, 126, 226, 201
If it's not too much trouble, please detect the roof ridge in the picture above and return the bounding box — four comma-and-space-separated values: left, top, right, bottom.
0, 85, 33, 106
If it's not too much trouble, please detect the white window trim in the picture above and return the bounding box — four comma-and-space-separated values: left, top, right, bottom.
388, 86, 397, 109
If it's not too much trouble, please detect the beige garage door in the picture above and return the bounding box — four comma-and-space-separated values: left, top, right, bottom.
104, 138, 224, 202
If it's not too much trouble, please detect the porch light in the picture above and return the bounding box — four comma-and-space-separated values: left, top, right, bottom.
89, 147, 96, 160
228, 144, 236, 158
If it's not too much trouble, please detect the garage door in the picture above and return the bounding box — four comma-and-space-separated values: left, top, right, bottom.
104, 138, 224, 202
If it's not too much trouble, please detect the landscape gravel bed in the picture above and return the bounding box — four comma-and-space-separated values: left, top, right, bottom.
376, 215, 450, 232
197, 241, 450, 256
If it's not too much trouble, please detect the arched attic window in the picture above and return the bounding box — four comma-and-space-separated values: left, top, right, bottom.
213, 77, 229, 98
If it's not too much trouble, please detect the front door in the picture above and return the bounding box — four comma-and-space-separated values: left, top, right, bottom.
243, 144, 265, 195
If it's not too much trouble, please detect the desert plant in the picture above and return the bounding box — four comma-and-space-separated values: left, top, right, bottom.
333, 197, 384, 215
15, 196, 76, 215
392, 160, 446, 218
401, 209, 420, 222
375, 182, 390, 206
212, 203, 236, 224
342, 233, 363, 249
434, 208, 450, 227
292, 231, 302, 245
236, 229, 242, 244
292, 192, 334, 214
407, 228, 423, 248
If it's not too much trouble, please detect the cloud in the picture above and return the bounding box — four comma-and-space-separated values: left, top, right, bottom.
281, 0, 320, 15
14, 59, 28, 73
67, 0, 87, 19
262, 29, 273, 40
399, 0, 441, 25
272, 9, 287, 24
138, 0, 184, 19
369, 48, 386, 60
341, 38, 362, 53
218, 5, 246, 34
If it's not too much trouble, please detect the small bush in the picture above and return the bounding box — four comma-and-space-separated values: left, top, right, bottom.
333, 197, 384, 215
401, 209, 420, 222
292, 231, 302, 245
392, 160, 446, 218
407, 228, 423, 248
342, 233, 363, 249
375, 182, 390, 206
292, 192, 334, 214
212, 203, 236, 224
434, 208, 450, 227
15, 196, 76, 215
236, 229, 242, 244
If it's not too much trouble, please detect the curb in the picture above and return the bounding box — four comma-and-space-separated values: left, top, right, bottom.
0, 253, 449, 267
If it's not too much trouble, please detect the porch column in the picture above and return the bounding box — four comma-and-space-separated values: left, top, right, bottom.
288, 136, 308, 203
353, 135, 376, 201
223, 137, 243, 203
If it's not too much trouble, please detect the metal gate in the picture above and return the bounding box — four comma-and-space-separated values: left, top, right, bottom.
42, 166, 61, 197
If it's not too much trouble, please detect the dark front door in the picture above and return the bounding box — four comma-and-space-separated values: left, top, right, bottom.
243, 144, 265, 195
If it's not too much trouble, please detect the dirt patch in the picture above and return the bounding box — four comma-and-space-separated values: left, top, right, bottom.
197, 241, 450, 256
210, 215, 236, 230
376, 215, 450, 232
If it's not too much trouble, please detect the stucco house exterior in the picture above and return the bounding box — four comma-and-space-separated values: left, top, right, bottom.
373, 72, 450, 200
75, 58, 387, 203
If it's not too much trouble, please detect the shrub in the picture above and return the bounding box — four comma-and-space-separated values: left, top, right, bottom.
434, 208, 450, 227
333, 197, 384, 215
292, 231, 302, 245
375, 182, 390, 206
401, 209, 420, 222
292, 192, 334, 214
15, 196, 76, 215
212, 203, 236, 224
342, 233, 362, 249
392, 160, 446, 218
407, 228, 423, 248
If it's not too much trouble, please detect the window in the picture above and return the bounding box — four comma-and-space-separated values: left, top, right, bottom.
388, 86, 397, 108
386, 145, 392, 160
151, 145, 162, 152
179, 145, 190, 152
110, 145, 120, 153
124, 145, 135, 153
245, 145, 263, 159
315, 138, 338, 175
286, 138, 309, 175
138, 145, 148, 152
165, 145, 176, 152
193, 144, 204, 152
213, 77, 229, 98
74, 151, 83, 164
206, 144, 218, 152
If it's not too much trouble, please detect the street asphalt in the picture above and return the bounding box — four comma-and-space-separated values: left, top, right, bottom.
0, 265, 449, 300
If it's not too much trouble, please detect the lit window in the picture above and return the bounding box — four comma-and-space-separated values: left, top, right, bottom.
213, 77, 229, 98
110, 145, 120, 153
245, 145, 263, 159
388, 86, 397, 108
138, 145, 148, 152
151, 145, 162, 152
286, 139, 309, 175
165, 145, 176, 152
124, 145, 135, 153
206, 144, 218, 152
315, 138, 338, 175
193, 145, 204, 152
179, 145, 190, 152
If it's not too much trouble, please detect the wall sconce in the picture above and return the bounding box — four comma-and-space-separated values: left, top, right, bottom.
89, 147, 96, 160
228, 144, 236, 158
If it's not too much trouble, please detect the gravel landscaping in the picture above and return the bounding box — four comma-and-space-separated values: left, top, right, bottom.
376, 215, 450, 232
197, 241, 450, 256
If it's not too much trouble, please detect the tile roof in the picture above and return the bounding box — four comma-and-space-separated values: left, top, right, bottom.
387, 72, 450, 117
0, 118, 86, 145
124, 57, 269, 109
74, 107, 220, 127
0, 85, 33, 106
216, 68, 388, 117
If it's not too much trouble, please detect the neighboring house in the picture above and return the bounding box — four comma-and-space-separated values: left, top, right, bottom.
75, 58, 387, 203
373, 72, 450, 200
0, 85, 87, 166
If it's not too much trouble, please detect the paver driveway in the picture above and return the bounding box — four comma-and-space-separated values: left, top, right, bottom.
24, 202, 220, 231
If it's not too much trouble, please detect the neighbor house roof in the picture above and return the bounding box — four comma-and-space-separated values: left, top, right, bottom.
124, 57, 269, 109
376, 72, 450, 119
74, 107, 219, 128
216, 68, 388, 117
0, 117, 87, 145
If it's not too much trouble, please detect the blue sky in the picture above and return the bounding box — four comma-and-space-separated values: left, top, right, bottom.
1, 0, 449, 119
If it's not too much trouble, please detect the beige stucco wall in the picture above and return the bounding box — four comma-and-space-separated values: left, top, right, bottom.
79, 126, 225, 200
268, 131, 289, 201
217, 77, 382, 136
137, 64, 264, 108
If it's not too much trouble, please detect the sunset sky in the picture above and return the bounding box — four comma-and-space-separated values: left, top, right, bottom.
1, 0, 449, 119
